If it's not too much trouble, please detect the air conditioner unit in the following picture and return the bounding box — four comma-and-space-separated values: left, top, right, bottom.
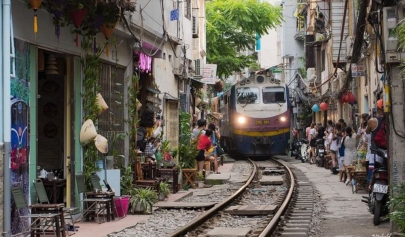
346, 36, 353, 59
255, 74, 265, 83
173, 64, 183, 76
192, 9, 199, 38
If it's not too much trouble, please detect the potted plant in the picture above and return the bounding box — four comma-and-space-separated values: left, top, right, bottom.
129, 188, 158, 214
158, 182, 170, 201
197, 173, 204, 188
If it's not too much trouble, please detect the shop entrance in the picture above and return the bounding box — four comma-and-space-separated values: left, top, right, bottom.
36, 49, 73, 205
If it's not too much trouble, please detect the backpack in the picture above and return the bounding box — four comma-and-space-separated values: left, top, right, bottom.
136, 127, 147, 152
373, 118, 387, 149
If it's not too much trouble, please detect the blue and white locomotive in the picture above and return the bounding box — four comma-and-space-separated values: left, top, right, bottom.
218, 71, 290, 157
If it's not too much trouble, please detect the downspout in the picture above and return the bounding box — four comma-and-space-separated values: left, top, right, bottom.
0, 0, 4, 233
2, 0, 11, 236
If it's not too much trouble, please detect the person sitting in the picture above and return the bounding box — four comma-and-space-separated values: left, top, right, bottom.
144, 137, 160, 163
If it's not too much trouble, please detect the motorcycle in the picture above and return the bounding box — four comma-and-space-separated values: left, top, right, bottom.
299, 139, 310, 163
361, 148, 389, 225
315, 139, 326, 167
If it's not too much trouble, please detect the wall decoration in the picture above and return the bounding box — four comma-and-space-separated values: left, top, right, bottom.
44, 123, 58, 138
41, 80, 59, 96
43, 102, 58, 118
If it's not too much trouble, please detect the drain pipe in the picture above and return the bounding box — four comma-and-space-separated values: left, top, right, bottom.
2, 0, 12, 236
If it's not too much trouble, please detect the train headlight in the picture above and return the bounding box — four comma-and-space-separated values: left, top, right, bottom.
237, 116, 246, 124
280, 116, 286, 122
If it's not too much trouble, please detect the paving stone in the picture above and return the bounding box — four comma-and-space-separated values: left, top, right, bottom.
260, 176, 284, 185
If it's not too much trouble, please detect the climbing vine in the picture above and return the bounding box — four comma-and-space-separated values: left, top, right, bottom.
398, 19, 405, 78
127, 74, 140, 165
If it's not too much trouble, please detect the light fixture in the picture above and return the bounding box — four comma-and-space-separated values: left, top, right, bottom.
45, 54, 59, 75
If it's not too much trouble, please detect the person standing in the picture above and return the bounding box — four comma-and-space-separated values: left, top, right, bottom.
208, 123, 220, 173
196, 129, 215, 175
309, 123, 317, 164
192, 119, 207, 139
342, 127, 358, 185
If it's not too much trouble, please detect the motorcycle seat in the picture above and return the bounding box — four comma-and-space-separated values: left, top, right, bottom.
301, 139, 308, 144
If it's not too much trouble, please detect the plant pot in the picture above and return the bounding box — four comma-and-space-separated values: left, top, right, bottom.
158, 192, 165, 201
134, 203, 145, 213
197, 181, 204, 188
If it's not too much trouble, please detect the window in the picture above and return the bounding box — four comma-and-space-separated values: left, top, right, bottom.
185, 0, 191, 19
194, 59, 200, 75
236, 87, 259, 104
98, 64, 126, 151
262, 87, 285, 104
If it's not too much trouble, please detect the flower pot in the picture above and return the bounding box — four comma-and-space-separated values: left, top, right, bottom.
197, 181, 204, 188
158, 192, 165, 201
134, 203, 145, 213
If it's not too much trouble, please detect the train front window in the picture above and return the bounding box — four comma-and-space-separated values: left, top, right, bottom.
262, 87, 285, 104
236, 87, 259, 104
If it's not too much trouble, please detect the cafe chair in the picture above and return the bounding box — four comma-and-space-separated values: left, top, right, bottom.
11, 186, 62, 236
90, 173, 103, 191
76, 174, 110, 223
33, 179, 80, 235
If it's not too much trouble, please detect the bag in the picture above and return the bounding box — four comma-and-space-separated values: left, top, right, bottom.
136, 127, 147, 152
373, 118, 387, 149
216, 145, 224, 156
338, 136, 346, 157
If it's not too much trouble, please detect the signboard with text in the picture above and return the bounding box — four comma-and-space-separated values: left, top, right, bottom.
351, 63, 365, 77
201, 64, 217, 84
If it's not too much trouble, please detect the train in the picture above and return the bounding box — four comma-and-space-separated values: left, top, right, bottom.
217, 71, 291, 157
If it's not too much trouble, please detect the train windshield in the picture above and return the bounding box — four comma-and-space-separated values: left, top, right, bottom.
236, 87, 259, 104
262, 87, 285, 104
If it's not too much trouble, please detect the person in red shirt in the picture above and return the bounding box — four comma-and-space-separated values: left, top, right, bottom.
196, 129, 215, 175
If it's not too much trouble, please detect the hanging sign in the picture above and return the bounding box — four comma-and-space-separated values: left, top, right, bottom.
351, 63, 365, 77
201, 64, 217, 84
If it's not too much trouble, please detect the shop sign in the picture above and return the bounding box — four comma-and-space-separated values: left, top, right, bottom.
201, 64, 217, 84
351, 63, 365, 77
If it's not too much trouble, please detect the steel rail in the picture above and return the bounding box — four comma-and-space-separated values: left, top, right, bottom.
168, 159, 257, 237
259, 158, 296, 237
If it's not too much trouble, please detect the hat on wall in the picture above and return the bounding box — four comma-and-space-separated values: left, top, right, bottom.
377, 99, 383, 109
80, 119, 98, 143
96, 93, 109, 115
94, 134, 108, 154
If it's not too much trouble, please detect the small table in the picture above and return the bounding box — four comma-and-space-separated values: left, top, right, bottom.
30, 203, 66, 237
182, 168, 197, 189
86, 191, 116, 222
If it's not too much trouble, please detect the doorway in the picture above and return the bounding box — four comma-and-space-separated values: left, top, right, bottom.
37, 49, 69, 204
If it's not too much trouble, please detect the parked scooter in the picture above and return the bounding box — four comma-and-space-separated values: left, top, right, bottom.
315, 139, 326, 167
299, 139, 310, 163
361, 148, 389, 225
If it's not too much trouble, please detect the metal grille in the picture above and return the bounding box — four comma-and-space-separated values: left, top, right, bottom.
165, 101, 179, 149
98, 63, 125, 153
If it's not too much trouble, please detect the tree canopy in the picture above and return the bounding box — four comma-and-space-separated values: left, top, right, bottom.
206, 0, 283, 78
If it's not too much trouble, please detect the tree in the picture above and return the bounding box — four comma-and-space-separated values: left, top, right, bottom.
206, 0, 283, 78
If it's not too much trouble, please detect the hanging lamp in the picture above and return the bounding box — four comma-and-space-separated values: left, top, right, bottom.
28, 0, 43, 33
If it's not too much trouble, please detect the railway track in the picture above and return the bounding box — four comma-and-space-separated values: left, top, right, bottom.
167, 157, 310, 237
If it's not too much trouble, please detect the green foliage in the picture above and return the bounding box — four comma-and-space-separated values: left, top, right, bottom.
129, 188, 158, 214
398, 19, 405, 78
120, 166, 135, 196
388, 183, 405, 233
159, 182, 171, 197
206, 0, 283, 78
172, 112, 198, 169
127, 74, 140, 163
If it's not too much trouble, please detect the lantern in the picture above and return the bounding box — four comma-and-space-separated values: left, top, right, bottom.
346, 92, 356, 104
29, 0, 43, 33
312, 104, 320, 112
320, 102, 328, 111
100, 22, 117, 56
341, 92, 348, 104
70, 8, 88, 47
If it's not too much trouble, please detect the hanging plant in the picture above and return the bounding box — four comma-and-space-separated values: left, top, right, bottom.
97, 2, 121, 56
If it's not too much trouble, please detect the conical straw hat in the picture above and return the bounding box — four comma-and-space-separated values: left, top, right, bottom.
96, 93, 109, 115
80, 119, 97, 143
136, 99, 142, 111
94, 134, 108, 154
194, 107, 201, 114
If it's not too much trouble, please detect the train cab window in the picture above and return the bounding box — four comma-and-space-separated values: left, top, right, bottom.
262, 87, 285, 104
236, 87, 259, 104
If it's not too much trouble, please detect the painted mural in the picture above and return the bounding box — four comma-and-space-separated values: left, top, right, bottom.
10, 39, 30, 234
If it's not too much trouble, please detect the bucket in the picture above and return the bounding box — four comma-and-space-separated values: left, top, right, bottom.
106, 156, 114, 170
114, 196, 130, 217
